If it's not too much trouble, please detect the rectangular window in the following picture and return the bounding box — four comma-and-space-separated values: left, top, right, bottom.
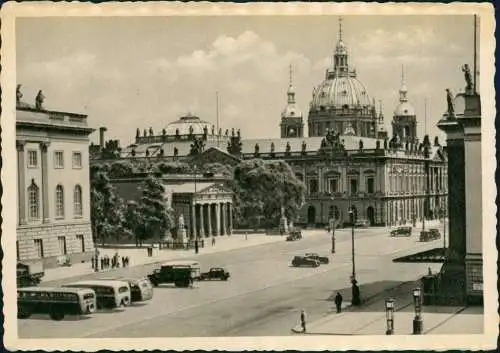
27, 150, 38, 168
58, 236, 67, 255
72, 151, 82, 169
309, 179, 318, 194
350, 179, 358, 195
329, 179, 338, 193
366, 177, 375, 194
54, 151, 64, 169
16, 241, 20, 260
34, 239, 44, 258
76, 234, 85, 253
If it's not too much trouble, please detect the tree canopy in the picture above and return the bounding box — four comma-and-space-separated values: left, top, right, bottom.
230, 159, 305, 228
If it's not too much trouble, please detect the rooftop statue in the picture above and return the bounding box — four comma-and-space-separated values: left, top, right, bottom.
35, 90, 45, 110
211, 125, 215, 135
16, 84, 23, 104
446, 88, 455, 118
462, 64, 473, 94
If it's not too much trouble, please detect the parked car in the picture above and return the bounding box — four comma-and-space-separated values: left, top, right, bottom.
286, 230, 302, 241
305, 253, 329, 264
99, 277, 153, 303
390, 226, 412, 237
291, 256, 320, 268
354, 219, 370, 228
147, 260, 201, 288
199, 267, 230, 281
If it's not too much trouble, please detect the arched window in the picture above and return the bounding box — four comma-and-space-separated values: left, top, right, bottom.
55, 185, 64, 218
73, 185, 82, 217
28, 182, 40, 221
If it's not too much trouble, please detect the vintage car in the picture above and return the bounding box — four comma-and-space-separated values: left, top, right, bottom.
99, 277, 154, 302
286, 230, 302, 241
390, 226, 412, 237
419, 228, 441, 242
291, 256, 320, 268
354, 219, 370, 228
199, 267, 230, 281
305, 253, 330, 264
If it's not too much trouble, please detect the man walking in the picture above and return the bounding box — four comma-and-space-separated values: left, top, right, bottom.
300, 309, 307, 333
334, 292, 343, 313
212, 237, 216, 246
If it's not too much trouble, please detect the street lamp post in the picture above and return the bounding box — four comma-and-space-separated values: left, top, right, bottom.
412, 287, 423, 334
348, 208, 361, 306
385, 298, 395, 335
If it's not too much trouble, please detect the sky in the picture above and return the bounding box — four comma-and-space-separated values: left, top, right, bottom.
16, 15, 477, 146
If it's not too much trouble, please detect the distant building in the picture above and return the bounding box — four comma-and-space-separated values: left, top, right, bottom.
16, 87, 95, 268
95, 20, 448, 229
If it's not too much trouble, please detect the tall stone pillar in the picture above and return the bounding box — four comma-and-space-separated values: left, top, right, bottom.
220, 203, 226, 235
228, 202, 233, 235
199, 203, 205, 237
191, 203, 196, 238
40, 142, 50, 223
207, 203, 212, 236
17, 140, 26, 225
215, 203, 221, 236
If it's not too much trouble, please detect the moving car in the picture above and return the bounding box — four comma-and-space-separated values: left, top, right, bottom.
148, 260, 201, 288
390, 226, 412, 237
305, 253, 329, 264
291, 256, 320, 268
199, 267, 230, 281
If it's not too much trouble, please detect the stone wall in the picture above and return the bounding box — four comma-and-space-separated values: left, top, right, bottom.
17, 221, 93, 269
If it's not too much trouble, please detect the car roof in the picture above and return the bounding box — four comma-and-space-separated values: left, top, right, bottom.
63, 280, 129, 287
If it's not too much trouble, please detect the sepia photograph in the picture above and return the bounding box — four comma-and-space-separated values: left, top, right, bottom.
1, 2, 497, 351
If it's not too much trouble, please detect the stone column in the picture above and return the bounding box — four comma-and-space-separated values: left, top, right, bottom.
199, 203, 205, 237
220, 203, 226, 235
228, 202, 233, 235
191, 202, 196, 238
40, 142, 50, 223
17, 140, 26, 225
215, 203, 221, 236
207, 203, 212, 236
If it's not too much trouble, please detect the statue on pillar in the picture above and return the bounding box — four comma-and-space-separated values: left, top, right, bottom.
446, 88, 455, 118
177, 214, 187, 243
211, 125, 215, 135
462, 64, 473, 94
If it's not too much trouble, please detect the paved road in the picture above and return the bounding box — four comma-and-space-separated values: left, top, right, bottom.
18, 227, 443, 338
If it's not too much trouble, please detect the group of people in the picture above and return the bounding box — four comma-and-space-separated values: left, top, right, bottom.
91, 251, 131, 271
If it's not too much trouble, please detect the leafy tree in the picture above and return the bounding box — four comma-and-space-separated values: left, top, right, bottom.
109, 161, 136, 178
189, 137, 205, 156
230, 159, 305, 228
154, 161, 193, 174
122, 201, 146, 247
90, 170, 124, 245
136, 175, 175, 242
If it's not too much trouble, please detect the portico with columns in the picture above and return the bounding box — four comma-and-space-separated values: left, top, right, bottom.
170, 182, 234, 238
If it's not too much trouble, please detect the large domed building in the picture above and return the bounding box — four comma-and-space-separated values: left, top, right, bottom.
95, 18, 447, 231
307, 20, 378, 138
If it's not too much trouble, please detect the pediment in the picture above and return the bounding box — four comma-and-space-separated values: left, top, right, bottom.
191, 147, 241, 166
197, 183, 233, 196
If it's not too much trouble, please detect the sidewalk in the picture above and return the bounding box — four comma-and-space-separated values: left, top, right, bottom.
292, 279, 482, 336
42, 232, 306, 282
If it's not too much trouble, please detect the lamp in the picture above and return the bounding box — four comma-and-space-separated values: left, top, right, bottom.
412, 287, 423, 334
385, 298, 395, 335
348, 207, 360, 305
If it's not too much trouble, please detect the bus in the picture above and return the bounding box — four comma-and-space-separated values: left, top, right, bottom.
98, 277, 153, 303
17, 286, 96, 321
63, 280, 131, 309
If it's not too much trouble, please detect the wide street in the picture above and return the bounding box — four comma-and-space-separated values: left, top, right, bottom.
18, 226, 444, 338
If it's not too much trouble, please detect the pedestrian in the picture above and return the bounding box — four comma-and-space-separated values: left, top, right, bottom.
121, 256, 125, 268
212, 237, 216, 246
245, 232, 248, 241
300, 309, 307, 333
195, 239, 199, 254
334, 292, 343, 313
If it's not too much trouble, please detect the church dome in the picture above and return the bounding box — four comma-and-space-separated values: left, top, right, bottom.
311, 75, 372, 110
394, 101, 415, 116
165, 113, 212, 135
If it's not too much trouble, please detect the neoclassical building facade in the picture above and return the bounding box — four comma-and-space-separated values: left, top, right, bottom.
97, 20, 447, 229
16, 89, 95, 268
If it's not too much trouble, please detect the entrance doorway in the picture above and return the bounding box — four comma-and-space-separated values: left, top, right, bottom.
366, 206, 375, 226
307, 206, 316, 225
